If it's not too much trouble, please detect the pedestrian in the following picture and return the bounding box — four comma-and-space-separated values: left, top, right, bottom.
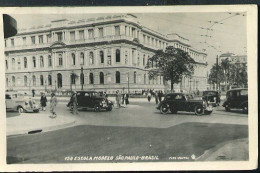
125, 93, 129, 106
40, 92, 47, 111
32, 89, 35, 97
147, 92, 151, 102
158, 91, 162, 102
115, 90, 121, 108
49, 93, 57, 118
155, 91, 159, 104
72, 91, 78, 115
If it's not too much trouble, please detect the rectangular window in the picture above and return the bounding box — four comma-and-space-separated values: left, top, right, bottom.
79, 30, 84, 40
5, 60, 8, 69
70, 31, 75, 41
5, 40, 7, 47
147, 36, 150, 45
132, 28, 136, 38
31, 36, 35, 44
57, 32, 62, 42
23, 37, 26, 45
39, 35, 43, 44
47, 34, 51, 43
11, 39, 14, 46
88, 29, 94, 38
115, 26, 120, 36
98, 28, 103, 38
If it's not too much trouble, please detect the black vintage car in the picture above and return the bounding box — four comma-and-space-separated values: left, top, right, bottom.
67, 91, 113, 112
222, 88, 248, 113
157, 93, 213, 115
202, 90, 220, 107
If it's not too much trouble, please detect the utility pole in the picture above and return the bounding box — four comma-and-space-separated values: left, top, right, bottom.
216, 55, 218, 90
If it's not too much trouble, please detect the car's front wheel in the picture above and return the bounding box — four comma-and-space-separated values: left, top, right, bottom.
242, 104, 248, 114
160, 104, 169, 114
225, 105, 231, 112
195, 105, 203, 115
94, 104, 101, 112
17, 106, 24, 113
106, 105, 113, 111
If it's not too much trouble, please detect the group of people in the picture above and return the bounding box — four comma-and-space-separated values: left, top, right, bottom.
146, 90, 164, 104
115, 90, 129, 108
40, 92, 58, 118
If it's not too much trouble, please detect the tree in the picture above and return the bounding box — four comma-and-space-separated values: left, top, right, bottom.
145, 46, 196, 92
208, 64, 225, 89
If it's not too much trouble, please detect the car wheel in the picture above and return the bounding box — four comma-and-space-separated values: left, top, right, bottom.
106, 105, 112, 111
170, 107, 178, 114
17, 106, 24, 113
195, 105, 203, 115
94, 104, 101, 112
160, 104, 169, 114
242, 105, 248, 114
225, 105, 231, 112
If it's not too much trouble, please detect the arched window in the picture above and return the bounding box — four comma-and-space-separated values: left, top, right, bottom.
32, 75, 36, 86
100, 72, 104, 84
58, 54, 63, 66
40, 56, 44, 67
12, 76, 15, 86
32, 56, 36, 68
89, 52, 94, 65
89, 73, 94, 84
80, 73, 84, 85
57, 73, 62, 88
71, 73, 76, 84
100, 51, 104, 64
24, 57, 27, 68
116, 71, 120, 83
125, 52, 128, 64
144, 74, 146, 84
134, 71, 137, 84
80, 52, 84, 65
116, 49, 120, 62
24, 76, 27, 86
71, 53, 76, 65
48, 75, 52, 85
12, 58, 15, 69
48, 55, 52, 67
40, 75, 44, 86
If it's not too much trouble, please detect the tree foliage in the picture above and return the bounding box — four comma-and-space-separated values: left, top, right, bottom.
145, 46, 196, 91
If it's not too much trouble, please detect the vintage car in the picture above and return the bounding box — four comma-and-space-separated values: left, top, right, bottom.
67, 91, 113, 112
202, 90, 221, 107
5, 92, 40, 113
222, 88, 248, 113
157, 93, 213, 115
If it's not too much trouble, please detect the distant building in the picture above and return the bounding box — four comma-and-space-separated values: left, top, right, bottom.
220, 53, 247, 64
5, 14, 208, 94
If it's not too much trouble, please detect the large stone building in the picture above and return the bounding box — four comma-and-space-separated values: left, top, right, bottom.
5, 14, 208, 94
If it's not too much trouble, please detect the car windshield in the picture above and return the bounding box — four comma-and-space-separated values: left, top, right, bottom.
203, 91, 217, 96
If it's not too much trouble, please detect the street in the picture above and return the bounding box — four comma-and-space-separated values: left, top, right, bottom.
6, 99, 248, 163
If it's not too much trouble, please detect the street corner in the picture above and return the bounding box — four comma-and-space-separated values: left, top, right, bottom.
6, 112, 76, 137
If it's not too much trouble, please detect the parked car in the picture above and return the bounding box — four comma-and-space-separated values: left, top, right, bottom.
157, 93, 213, 115
5, 92, 40, 113
222, 88, 248, 113
202, 90, 220, 107
67, 91, 113, 112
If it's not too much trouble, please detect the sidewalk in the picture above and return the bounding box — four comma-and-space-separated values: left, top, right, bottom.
7, 113, 76, 137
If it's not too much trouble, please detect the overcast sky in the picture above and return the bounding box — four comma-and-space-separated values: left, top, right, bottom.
10, 12, 247, 70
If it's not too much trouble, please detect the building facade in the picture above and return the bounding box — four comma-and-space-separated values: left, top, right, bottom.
5, 14, 208, 94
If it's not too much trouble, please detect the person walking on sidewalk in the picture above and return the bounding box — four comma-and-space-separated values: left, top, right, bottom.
50, 93, 57, 118
115, 90, 121, 108
155, 91, 159, 104
147, 92, 152, 102
40, 92, 47, 111
72, 91, 78, 115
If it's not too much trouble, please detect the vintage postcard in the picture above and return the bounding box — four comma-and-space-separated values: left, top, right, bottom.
0, 5, 258, 171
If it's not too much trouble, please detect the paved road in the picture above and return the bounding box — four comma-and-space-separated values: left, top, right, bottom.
6, 100, 248, 164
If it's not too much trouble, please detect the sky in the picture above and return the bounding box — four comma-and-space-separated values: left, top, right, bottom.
10, 12, 247, 71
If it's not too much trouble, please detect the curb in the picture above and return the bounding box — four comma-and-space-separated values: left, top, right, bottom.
7, 118, 76, 137
195, 138, 248, 161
